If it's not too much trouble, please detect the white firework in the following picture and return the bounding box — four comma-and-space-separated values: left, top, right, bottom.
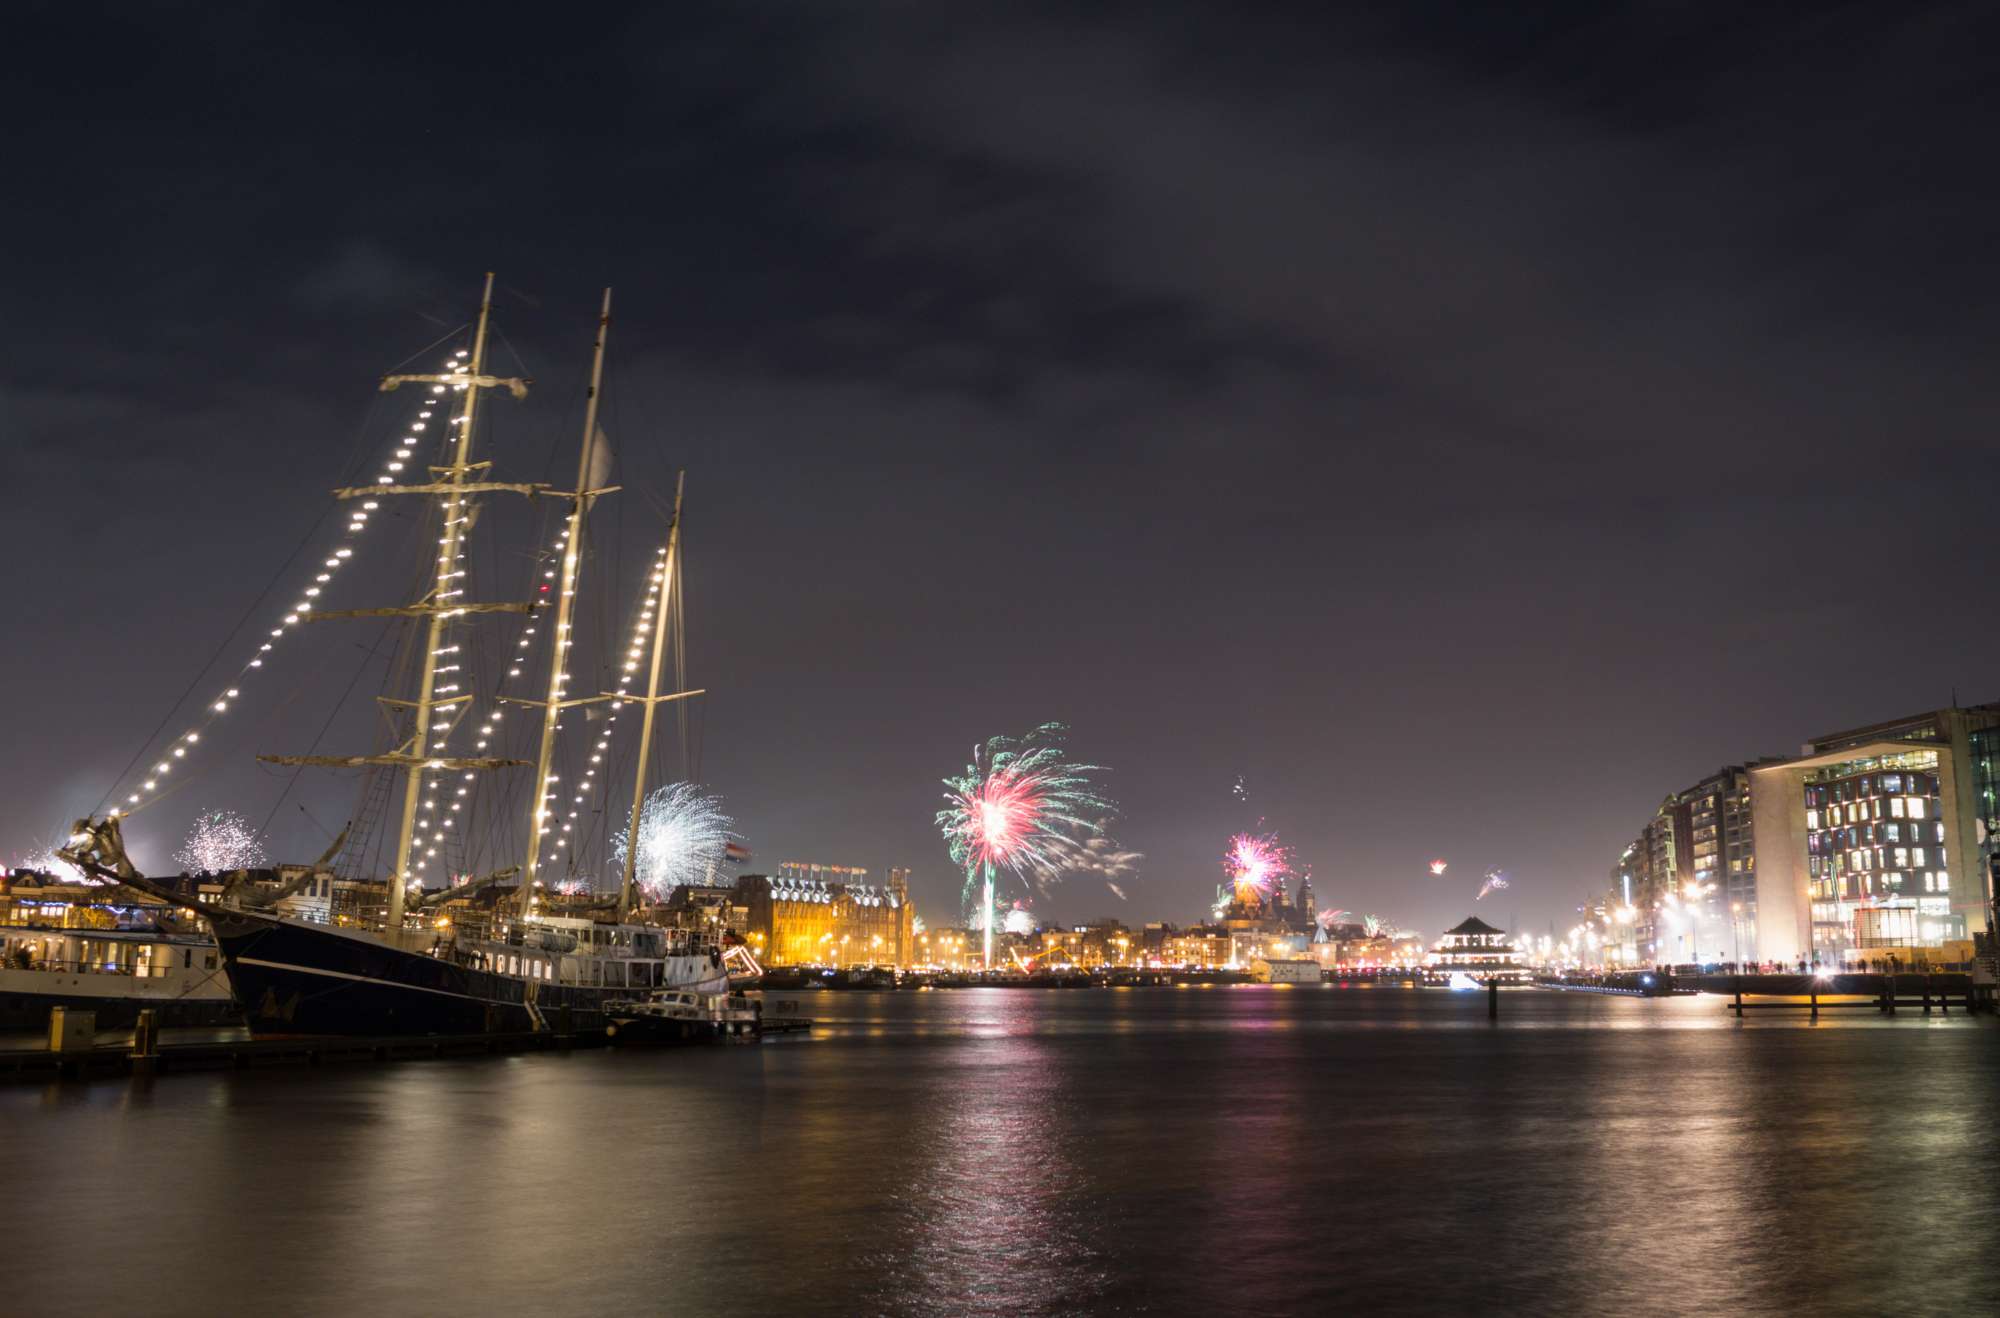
174, 810, 267, 873
610, 782, 735, 900
13, 844, 96, 885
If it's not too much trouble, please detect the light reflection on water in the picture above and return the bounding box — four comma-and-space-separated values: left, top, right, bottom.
8, 988, 1998, 1316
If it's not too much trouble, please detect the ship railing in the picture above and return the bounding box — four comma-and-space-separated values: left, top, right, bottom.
4, 957, 156, 978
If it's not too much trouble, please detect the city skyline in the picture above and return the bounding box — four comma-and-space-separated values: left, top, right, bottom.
6, 5, 2000, 936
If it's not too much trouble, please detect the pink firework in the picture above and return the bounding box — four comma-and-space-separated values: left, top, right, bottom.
1225, 831, 1292, 897
955, 770, 1051, 873
1428, 858, 1449, 876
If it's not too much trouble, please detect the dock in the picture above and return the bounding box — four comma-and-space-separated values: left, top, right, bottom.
4, 1013, 816, 1084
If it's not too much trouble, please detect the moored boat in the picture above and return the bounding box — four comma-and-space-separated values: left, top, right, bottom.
58, 277, 737, 1041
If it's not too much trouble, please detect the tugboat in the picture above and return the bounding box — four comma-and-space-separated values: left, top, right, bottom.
59, 278, 734, 1039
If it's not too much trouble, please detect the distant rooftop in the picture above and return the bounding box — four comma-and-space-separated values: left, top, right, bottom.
1444, 916, 1505, 937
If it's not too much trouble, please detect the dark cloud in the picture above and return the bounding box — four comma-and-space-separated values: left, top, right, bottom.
3, 2, 1996, 934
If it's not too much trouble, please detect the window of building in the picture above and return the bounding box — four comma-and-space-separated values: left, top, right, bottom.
1924, 872, 1935, 892
1891, 797, 1905, 818
1913, 847, 1925, 866
1908, 797, 1926, 819
1938, 874, 1949, 892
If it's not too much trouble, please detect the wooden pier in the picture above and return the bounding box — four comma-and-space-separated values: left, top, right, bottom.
1709, 972, 1995, 1019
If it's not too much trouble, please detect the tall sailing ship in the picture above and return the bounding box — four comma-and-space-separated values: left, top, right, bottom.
61, 276, 729, 1037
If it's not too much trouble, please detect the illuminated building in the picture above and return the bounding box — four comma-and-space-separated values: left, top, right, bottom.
1609, 763, 1775, 967
734, 869, 913, 967
1035, 919, 1134, 968
1157, 923, 1232, 968
1749, 704, 1998, 966
915, 926, 975, 969
1427, 916, 1529, 983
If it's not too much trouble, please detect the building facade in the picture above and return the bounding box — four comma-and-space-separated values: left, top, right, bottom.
1748, 704, 1999, 966
735, 869, 914, 967
1610, 764, 1770, 966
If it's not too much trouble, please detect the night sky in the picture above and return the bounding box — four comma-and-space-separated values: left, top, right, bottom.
6, 2, 1997, 937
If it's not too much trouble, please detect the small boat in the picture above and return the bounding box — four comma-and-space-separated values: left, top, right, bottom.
603, 989, 761, 1043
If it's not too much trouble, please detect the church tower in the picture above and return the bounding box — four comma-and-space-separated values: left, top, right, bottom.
1297, 875, 1316, 925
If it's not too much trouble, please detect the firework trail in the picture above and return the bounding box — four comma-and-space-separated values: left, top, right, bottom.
1315, 907, 1352, 931
1428, 858, 1449, 876
612, 782, 736, 901
1224, 830, 1292, 899
1477, 869, 1511, 901
938, 723, 1119, 966
174, 810, 267, 873
1047, 832, 1144, 880
1106, 881, 1127, 901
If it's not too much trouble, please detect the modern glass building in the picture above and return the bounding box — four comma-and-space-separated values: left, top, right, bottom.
1802, 758, 1958, 958
1749, 704, 1999, 967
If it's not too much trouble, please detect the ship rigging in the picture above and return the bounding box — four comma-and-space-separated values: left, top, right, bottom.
60, 276, 728, 1037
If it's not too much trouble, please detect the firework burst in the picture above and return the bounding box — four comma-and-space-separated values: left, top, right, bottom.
1224, 830, 1292, 899
612, 782, 736, 901
1363, 914, 1385, 938
1315, 907, 1352, 931
1428, 858, 1449, 876
938, 723, 1120, 963
1477, 869, 1511, 901
11, 843, 96, 885
174, 810, 266, 873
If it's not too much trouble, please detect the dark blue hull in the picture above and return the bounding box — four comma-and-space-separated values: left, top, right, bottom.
208, 908, 630, 1038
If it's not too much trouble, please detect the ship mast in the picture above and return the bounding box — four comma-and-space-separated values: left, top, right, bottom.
520, 288, 614, 914
259, 273, 536, 933
618, 472, 692, 921
382, 274, 500, 929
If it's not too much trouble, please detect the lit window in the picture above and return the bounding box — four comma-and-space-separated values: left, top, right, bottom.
1908, 797, 1926, 819
1890, 797, 1904, 818
1938, 874, 1949, 892
1912, 847, 1925, 866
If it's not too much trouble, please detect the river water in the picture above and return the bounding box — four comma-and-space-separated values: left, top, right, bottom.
9, 986, 1999, 1316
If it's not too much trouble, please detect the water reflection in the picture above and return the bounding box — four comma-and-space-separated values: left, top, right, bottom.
4, 988, 1995, 1315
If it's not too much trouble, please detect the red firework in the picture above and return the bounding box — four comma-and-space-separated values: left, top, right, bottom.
956, 769, 1048, 871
